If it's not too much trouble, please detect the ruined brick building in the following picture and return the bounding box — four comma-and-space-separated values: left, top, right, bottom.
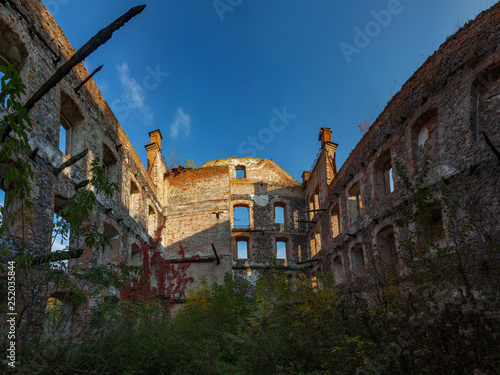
1, 0, 499, 317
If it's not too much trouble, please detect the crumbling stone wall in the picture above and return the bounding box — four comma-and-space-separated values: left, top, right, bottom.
163, 165, 232, 286
201, 158, 309, 287
303, 3, 500, 284
1, 0, 499, 325
0, 0, 161, 288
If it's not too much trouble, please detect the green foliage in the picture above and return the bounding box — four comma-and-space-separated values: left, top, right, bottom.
0, 64, 34, 240
1, 66, 499, 375
44, 156, 498, 375
0, 65, 143, 371
183, 159, 197, 169
51, 157, 120, 264
393, 155, 486, 301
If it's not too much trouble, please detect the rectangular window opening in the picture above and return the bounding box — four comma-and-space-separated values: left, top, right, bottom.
52, 211, 70, 271
274, 205, 285, 224
233, 206, 250, 229
236, 166, 246, 179
388, 167, 394, 193
59, 114, 71, 155
59, 124, 67, 154
237, 240, 248, 259
331, 205, 341, 237
276, 240, 287, 259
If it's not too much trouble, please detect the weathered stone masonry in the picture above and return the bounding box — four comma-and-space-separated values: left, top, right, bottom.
1, 0, 499, 318
0, 0, 163, 310
303, 4, 500, 283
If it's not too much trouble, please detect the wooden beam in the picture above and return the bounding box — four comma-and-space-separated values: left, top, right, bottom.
156, 295, 185, 303
74, 65, 103, 93
1, 5, 146, 142
31, 248, 83, 267
74, 179, 89, 190
166, 257, 218, 264
29, 147, 39, 160
482, 131, 500, 162
232, 264, 301, 270
211, 243, 221, 265
54, 149, 89, 176
22, 5, 145, 113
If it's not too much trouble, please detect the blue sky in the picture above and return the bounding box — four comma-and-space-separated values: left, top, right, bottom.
42, 0, 497, 181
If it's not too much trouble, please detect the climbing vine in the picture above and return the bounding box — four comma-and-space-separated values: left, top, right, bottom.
121, 223, 199, 306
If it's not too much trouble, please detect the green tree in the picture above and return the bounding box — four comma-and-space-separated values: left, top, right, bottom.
0, 65, 139, 370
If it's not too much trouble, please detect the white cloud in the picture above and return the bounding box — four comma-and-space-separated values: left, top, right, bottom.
170, 107, 191, 139
116, 62, 154, 123
117, 62, 145, 109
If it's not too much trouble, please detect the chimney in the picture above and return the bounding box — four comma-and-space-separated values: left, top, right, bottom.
145, 129, 163, 171
149, 129, 162, 150
318, 127, 332, 149
302, 171, 311, 184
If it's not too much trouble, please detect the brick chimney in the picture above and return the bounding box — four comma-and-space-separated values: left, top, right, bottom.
145, 129, 163, 171
318, 127, 332, 149
301, 171, 311, 184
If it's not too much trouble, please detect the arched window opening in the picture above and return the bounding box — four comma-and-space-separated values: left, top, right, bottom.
103, 223, 120, 264
315, 228, 321, 254
471, 66, 500, 143
375, 152, 394, 199
131, 244, 142, 266
308, 186, 320, 220
44, 295, 74, 340
236, 238, 249, 259
0, 19, 28, 72
331, 204, 341, 237
351, 244, 365, 277
425, 203, 445, 245
276, 239, 287, 260
309, 234, 316, 258
0, 20, 27, 110
148, 206, 157, 237
411, 108, 438, 168
103, 143, 118, 185
333, 256, 345, 283
348, 181, 363, 222
308, 195, 315, 220
129, 179, 141, 221
377, 225, 397, 261
233, 205, 250, 229
60, 92, 83, 156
